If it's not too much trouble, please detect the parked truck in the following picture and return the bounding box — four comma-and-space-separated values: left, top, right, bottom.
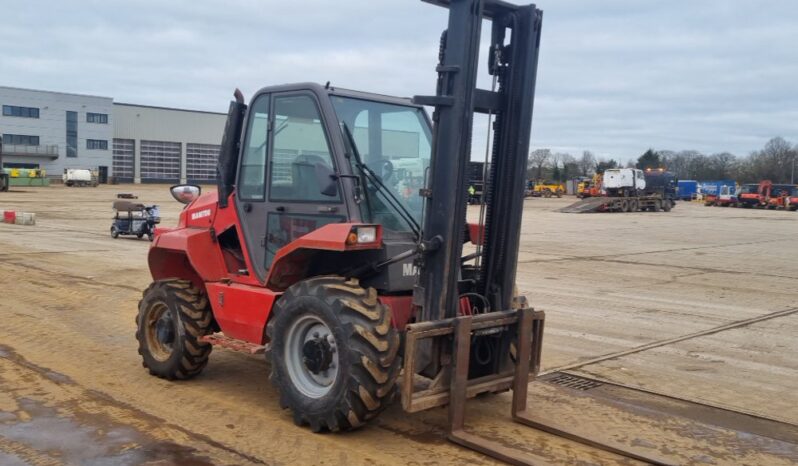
560, 168, 675, 213
603, 168, 645, 197
63, 168, 98, 187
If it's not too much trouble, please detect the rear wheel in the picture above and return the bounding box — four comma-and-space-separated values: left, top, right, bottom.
662, 200, 672, 212
652, 200, 662, 212
110, 226, 119, 238
620, 199, 630, 212
136, 280, 213, 380
629, 199, 639, 212
267, 276, 401, 432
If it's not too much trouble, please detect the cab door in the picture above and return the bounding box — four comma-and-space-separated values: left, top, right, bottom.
264, 93, 345, 270
236, 91, 345, 282
236, 93, 271, 280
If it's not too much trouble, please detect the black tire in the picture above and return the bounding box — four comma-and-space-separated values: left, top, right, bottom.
543, 190, 552, 198
620, 199, 630, 212
267, 276, 401, 432
662, 200, 672, 212
652, 200, 662, 212
136, 280, 213, 380
111, 226, 119, 239
148, 232, 154, 242
629, 199, 639, 212
136, 233, 144, 239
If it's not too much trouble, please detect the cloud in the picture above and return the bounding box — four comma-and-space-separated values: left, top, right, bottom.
2, 0, 796, 163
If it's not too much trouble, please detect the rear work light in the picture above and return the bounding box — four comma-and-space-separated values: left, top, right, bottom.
346, 226, 378, 246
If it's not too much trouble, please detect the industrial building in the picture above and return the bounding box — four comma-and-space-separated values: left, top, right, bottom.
0, 86, 113, 177
0, 85, 226, 183
112, 103, 225, 183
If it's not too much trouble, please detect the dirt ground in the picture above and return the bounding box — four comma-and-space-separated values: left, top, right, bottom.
0, 184, 796, 465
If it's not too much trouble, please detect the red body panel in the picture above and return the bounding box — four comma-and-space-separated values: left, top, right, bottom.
768, 196, 787, 208
148, 189, 388, 344
265, 223, 382, 289
379, 295, 414, 329
151, 227, 228, 282
467, 222, 485, 245
205, 282, 278, 344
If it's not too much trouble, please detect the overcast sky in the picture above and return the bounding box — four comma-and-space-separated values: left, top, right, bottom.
2, 0, 796, 163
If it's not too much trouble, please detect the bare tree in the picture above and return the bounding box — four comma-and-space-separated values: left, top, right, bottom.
528, 148, 550, 180
577, 151, 595, 176
709, 152, 736, 179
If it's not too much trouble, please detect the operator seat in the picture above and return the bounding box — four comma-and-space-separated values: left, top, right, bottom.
292, 154, 331, 200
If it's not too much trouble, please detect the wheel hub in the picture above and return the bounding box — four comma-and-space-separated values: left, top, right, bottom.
284, 316, 339, 398
155, 312, 175, 346
302, 337, 333, 374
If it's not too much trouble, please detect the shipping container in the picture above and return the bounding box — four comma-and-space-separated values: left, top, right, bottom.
677, 180, 698, 200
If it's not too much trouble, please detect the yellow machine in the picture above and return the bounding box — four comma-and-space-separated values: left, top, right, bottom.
527, 180, 565, 198
577, 173, 602, 198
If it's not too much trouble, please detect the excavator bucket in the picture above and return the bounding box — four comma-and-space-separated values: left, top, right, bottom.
402, 308, 673, 466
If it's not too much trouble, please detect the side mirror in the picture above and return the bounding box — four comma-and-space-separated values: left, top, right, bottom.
170, 185, 202, 204
314, 163, 339, 197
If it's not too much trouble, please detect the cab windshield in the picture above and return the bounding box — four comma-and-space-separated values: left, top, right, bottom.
331, 96, 432, 233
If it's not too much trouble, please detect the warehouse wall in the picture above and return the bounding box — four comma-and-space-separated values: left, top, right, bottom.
113, 103, 226, 183
0, 86, 113, 177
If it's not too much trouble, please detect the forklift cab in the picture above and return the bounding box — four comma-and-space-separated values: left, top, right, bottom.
227, 84, 432, 287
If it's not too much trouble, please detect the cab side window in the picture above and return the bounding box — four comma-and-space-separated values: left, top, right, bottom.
239, 96, 270, 200
269, 95, 339, 202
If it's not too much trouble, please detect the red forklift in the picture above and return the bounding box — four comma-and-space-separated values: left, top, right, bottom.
135, 1, 666, 464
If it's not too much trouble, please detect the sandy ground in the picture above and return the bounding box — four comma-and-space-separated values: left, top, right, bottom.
0, 184, 796, 465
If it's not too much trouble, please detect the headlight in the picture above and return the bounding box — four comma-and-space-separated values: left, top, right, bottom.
356, 226, 377, 243
346, 226, 378, 245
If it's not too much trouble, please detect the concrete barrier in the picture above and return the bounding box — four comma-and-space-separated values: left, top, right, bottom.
0, 210, 36, 225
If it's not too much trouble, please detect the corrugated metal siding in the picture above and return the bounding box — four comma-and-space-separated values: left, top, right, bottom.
113, 104, 225, 144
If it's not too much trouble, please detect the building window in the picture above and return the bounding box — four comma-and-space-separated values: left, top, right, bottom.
87, 139, 108, 150
66, 111, 78, 158
2, 134, 40, 145
86, 112, 108, 124
2, 105, 39, 118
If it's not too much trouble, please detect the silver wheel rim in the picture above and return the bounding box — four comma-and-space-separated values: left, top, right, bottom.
284, 314, 339, 398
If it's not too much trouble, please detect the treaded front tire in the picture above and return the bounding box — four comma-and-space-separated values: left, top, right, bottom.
267, 276, 401, 432
136, 280, 213, 380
